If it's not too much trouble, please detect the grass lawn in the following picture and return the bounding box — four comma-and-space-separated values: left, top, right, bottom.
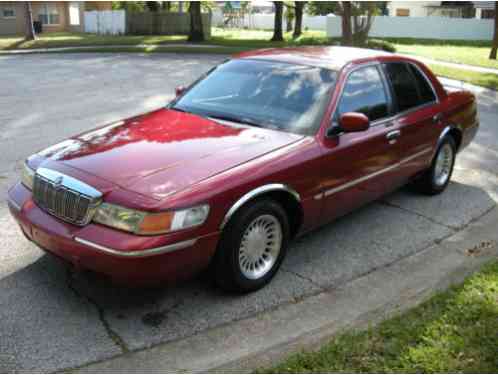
262, 261, 498, 373
430, 64, 498, 91
3, 29, 497, 90
390, 38, 498, 70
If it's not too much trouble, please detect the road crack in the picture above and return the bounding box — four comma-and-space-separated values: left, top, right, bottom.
281, 267, 323, 290
65, 268, 129, 354
379, 200, 458, 230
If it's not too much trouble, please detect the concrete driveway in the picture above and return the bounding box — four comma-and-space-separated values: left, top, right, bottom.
0, 53, 497, 373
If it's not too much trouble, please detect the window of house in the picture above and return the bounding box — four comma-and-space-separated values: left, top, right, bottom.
482, 9, 495, 19
337, 66, 389, 122
39, 3, 60, 25
396, 8, 410, 17
2, 6, 15, 18
384, 63, 422, 113
69, 2, 80, 25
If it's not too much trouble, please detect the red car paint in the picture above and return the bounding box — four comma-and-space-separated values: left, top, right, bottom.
7, 47, 479, 285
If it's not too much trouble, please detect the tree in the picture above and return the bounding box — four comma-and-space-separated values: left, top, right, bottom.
335, 1, 379, 46
271, 1, 284, 41
146, 1, 160, 12
293, 2, 306, 38
490, 2, 498, 60
306, 1, 337, 16
162, 1, 172, 11
188, 1, 204, 42
284, 4, 295, 32
24, 2, 36, 41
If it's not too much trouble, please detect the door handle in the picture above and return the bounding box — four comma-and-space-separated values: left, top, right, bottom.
386, 130, 401, 141
432, 113, 443, 123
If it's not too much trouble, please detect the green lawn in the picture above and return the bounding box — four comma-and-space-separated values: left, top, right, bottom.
389, 38, 498, 70
430, 64, 498, 91
3, 29, 497, 90
262, 261, 498, 373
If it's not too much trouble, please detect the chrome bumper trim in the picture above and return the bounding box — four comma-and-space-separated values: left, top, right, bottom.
74, 237, 197, 258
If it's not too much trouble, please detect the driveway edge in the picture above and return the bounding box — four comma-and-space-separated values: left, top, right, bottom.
73, 206, 498, 373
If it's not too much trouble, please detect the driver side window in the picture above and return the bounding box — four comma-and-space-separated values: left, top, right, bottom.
337, 66, 389, 122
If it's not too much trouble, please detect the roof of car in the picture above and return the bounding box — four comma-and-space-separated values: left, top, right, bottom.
234, 46, 396, 71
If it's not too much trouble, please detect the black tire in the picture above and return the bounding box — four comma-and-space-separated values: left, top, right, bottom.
214, 199, 290, 293
414, 136, 456, 195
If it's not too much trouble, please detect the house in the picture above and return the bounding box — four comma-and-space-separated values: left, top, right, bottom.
0, 1, 112, 35
387, 1, 491, 18
473, 1, 496, 19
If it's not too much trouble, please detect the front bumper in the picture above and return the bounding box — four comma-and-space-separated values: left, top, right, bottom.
7, 182, 220, 285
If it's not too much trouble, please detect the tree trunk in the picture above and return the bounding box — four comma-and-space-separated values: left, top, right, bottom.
341, 1, 352, 46
24, 2, 36, 41
179, 1, 183, 13
293, 2, 305, 38
271, 1, 284, 41
188, 2, 204, 42
163, 1, 171, 11
490, 2, 498, 59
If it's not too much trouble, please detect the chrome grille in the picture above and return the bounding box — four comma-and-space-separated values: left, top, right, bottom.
33, 168, 102, 226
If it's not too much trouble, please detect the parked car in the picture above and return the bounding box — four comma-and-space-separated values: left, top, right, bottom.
7, 47, 479, 292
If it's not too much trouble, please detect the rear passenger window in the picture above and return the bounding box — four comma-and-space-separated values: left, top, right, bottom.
337, 66, 389, 122
409, 64, 436, 104
384, 63, 420, 112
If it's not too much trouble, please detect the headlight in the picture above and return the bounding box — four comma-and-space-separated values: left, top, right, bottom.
93, 203, 210, 235
21, 161, 35, 190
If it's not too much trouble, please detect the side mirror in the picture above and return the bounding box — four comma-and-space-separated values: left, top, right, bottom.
175, 85, 186, 97
339, 112, 370, 133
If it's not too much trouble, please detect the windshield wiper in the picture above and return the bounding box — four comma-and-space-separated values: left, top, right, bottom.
208, 114, 265, 128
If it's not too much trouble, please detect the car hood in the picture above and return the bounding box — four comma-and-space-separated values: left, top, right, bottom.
35, 109, 303, 200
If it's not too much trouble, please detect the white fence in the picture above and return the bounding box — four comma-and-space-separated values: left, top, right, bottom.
84, 10, 126, 35
212, 12, 328, 31
326, 15, 494, 41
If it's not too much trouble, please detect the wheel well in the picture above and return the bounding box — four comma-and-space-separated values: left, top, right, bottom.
224, 190, 304, 238
264, 190, 303, 238
448, 127, 462, 150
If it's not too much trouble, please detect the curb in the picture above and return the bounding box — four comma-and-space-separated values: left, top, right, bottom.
73, 206, 498, 373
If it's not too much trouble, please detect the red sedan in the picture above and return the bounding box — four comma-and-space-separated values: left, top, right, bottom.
7, 47, 479, 292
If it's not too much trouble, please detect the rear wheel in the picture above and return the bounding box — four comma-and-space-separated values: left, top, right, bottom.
414, 136, 456, 195
214, 199, 290, 293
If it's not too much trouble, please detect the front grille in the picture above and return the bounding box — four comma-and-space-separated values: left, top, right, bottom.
33, 168, 102, 226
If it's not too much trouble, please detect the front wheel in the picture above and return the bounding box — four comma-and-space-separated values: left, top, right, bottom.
414, 136, 456, 195
213, 199, 290, 293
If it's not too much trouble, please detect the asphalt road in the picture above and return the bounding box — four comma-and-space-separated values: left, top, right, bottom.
0, 53, 497, 373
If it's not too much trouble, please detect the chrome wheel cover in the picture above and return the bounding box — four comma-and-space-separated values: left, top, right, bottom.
434, 143, 453, 186
238, 214, 282, 280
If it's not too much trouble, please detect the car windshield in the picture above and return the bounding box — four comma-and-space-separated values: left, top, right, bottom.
171, 59, 337, 136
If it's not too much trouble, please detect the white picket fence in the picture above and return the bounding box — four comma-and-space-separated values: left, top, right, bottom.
326, 15, 495, 41
84, 10, 126, 35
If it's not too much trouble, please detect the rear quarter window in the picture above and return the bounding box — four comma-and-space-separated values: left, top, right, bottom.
384, 62, 420, 113
408, 64, 436, 104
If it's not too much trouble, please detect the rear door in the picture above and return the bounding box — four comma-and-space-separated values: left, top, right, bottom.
382, 62, 442, 178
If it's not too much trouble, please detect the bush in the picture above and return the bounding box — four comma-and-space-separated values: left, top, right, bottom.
365, 39, 396, 52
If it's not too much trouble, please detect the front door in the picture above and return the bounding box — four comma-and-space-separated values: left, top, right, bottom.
318, 64, 403, 224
